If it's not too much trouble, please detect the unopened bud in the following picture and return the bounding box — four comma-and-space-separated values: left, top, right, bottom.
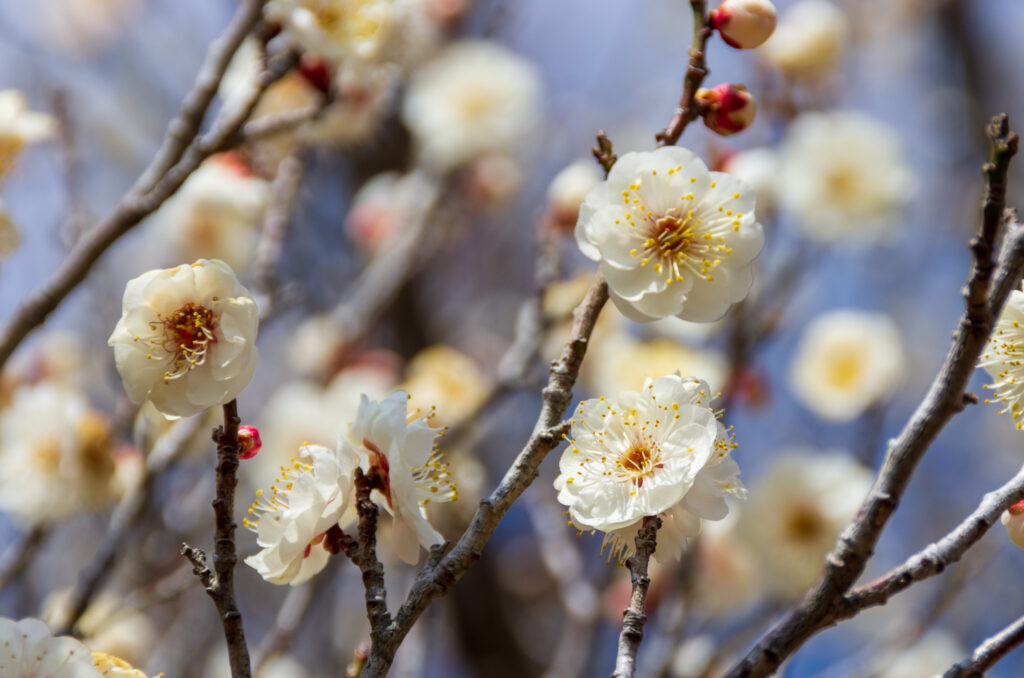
1002, 499, 1024, 550
710, 0, 777, 49
760, 0, 849, 81
696, 84, 756, 136
546, 159, 602, 231
238, 425, 262, 459
298, 54, 333, 95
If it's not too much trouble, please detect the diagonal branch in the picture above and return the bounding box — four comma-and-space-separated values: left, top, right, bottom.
943, 613, 1024, 678
722, 116, 1022, 678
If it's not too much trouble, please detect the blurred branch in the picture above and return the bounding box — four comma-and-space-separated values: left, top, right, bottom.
655, 0, 712, 147
943, 613, 1024, 678
838, 462, 1024, 616
0, 9, 293, 375
136, 0, 269, 194
181, 400, 252, 678
358, 273, 609, 677
54, 415, 204, 636
255, 152, 304, 317
612, 516, 661, 678
252, 568, 331, 672
723, 115, 1023, 678
0, 526, 46, 598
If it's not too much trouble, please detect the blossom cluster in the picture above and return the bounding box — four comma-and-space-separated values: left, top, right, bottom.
245, 390, 457, 584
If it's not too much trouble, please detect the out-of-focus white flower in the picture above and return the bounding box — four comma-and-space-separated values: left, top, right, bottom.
721, 147, 779, 214
546, 159, 603, 230
402, 40, 542, 171
460, 153, 524, 207
789, 309, 904, 422
204, 650, 309, 678
346, 170, 440, 253
709, 0, 777, 49
0, 90, 56, 180
691, 517, 758, 618
398, 345, 490, 426
35, 0, 139, 56
778, 111, 914, 242
150, 154, 269, 272
287, 314, 345, 377
737, 451, 871, 600
0, 200, 17, 258
298, 64, 396, 147
91, 653, 147, 678
267, 0, 400, 63
108, 259, 259, 418
554, 376, 744, 564
584, 333, 728, 396
981, 288, 1024, 430
42, 591, 156, 670
575, 146, 764, 322
343, 392, 457, 564
695, 83, 757, 137
0, 616, 101, 677
761, 0, 849, 80
245, 443, 358, 585
0, 384, 116, 525
1002, 499, 1024, 549
5, 331, 89, 391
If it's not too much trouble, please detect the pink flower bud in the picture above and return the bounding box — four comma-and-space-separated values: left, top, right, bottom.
710, 0, 777, 49
696, 84, 756, 137
1002, 499, 1024, 549
238, 425, 262, 460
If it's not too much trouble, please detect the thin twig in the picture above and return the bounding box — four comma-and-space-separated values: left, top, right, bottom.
722, 115, 1021, 678
353, 469, 392, 648
54, 415, 204, 635
611, 516, 662, 678
359, 274, 609, 677
943, 613, 1024, 677
254, 152, 304, 316
181, 400, 252, 678
655, 0, 712, 147
837, 463, 1024, 616
0, 526, 46, 597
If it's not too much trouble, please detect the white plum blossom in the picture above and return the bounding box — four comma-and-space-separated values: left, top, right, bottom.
267, 0, 403, 64
554, 376, 745, 564
244, 443, 358, 585
0, 384, 116, 526
736, 451, 872, 599
0, 617, 101, 678
546, 159, 603, 229
789, 309, 904, 422
981, 288, 1024, 430
583, 332, 728, 397
108, 259, 259, 418
778, 111, 914, 242
342, 391, 457, 564
402, 40, 542, 171
150, 154, 269, 272
0, 90, 56, 180
90, 653, 147, 678
575, 146, 764, 322
1001, 499, 1024, 549
760, 0, 849, 81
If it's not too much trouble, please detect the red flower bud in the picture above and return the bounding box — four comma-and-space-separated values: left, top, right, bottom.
696, 83, 756, 137
238, 425, 262, 460
709, 0, 777, 49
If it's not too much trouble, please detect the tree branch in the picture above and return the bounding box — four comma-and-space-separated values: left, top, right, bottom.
723, 115, 1022, 678
837, 463, 1024, 616
612, 516, 662, 678
181, 400, 252, 678
655, 0, 712, 147
353, 469, 392, 648
943, 613, 1024, 677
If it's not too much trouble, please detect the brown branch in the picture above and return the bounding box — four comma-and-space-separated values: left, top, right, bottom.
181, 400, 252, 678
353, 469, 392, 646
722, 116, 1022, 678
655, 0, 712, 147
54, 416, 204, 636
0, 16, 293, 375
135, 0, 268, 194
0, 526, 46, 597
943, 613, 1024, 677
612, 516, 662, 678
836, 463, 1024, 617
358, 273, 609, 677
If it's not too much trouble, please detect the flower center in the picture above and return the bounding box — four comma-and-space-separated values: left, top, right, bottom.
135, 302, 218, 383
616, 440, 662, 488
783, 503, 828, 544
824, 347, 864, 390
